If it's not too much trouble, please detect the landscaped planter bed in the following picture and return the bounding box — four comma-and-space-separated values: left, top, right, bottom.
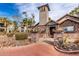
44, 38, 79, 54
54, 37, 79, 53
54, 46, 79, 54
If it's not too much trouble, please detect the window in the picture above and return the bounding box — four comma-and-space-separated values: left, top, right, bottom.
40, 7, 45, 12
63, 26, 74, 32
0, 23, 4, 27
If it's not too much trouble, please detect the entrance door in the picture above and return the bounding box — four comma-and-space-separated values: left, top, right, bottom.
49, 27, 55, 38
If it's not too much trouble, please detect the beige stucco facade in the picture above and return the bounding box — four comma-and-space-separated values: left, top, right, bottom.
0, 18, 10, 32
39, 6, 49, 25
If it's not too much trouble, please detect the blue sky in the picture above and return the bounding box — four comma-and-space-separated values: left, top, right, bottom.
0, 3, 78, 23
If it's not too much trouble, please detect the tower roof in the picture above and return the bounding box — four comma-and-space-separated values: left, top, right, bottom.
38, 4, 50, 11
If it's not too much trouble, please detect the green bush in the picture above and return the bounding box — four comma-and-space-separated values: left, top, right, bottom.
15, 32, 28, 40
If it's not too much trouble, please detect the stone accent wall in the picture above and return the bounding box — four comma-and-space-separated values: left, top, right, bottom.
54, 33, 79, 42
58, 20, 79, 32
55, 19, 79, 42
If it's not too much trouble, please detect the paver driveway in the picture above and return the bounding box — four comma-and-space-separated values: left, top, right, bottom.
0, 42, 79, 56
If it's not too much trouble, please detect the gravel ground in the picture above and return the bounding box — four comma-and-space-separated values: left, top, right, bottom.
0, 34, 79, 56
0, 35, 30, 47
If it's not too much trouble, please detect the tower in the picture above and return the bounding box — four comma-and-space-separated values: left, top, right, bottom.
38, 4, 50, 25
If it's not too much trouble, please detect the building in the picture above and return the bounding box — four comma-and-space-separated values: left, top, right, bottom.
0, 17, 17, 33
17, 22, 27, 32
0, 17, 10, 32
7, 22, 15, 33
37, 4, 57, 37
18, 25, 27, 32
31, 19, 56, 38
54, 14, 79, 42
30, 4, 57, 38
57, 14, 79, 33
38, 4, 50, 25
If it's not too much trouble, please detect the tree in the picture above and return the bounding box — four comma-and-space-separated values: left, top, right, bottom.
22, 12, 36, 33
69, 7, 79, 16
22, 11, 27, 18
3, 17, 12, 26
23, 18, 28, 26
13, 21, 18, 30
31, 14, 35, 25
23, 18, 35, 26
12, 16, 21, 26
22, 12, 36, 26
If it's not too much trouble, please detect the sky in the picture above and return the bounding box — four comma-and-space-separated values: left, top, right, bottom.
0, 3, 78, 23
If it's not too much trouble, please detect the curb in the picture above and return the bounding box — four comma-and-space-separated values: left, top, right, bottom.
54, 46, 79, 54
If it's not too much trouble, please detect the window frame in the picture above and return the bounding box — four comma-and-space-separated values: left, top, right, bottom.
63, 26, 75, 33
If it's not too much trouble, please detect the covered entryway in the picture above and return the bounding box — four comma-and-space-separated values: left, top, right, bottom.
50, 27, 55, 35
49, 26, 56, 38
46, 20, 57, 38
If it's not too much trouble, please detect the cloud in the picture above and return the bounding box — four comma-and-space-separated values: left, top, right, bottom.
15, 3, 79, 23
15, 3, 40, 23
16, 4, 38, 15
49, 3, 78, 21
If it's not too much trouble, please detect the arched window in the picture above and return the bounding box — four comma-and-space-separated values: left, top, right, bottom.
40, 7, 45, 12
43, 7, 46, 11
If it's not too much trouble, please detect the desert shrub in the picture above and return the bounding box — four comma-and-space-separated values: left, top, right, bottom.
7, 33, 14, 37
54, 37, 79, 50
54, 37, 63, 47
0, 32, 6, 35
15, 32, 28, 40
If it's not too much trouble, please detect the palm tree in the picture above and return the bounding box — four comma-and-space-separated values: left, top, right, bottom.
23, 18, 28, 26
22, 12, 36, 33
28, 18, 34, 26
31, 14, 35, 25
12, 16, 21, 26
22, 11, 27, 18
22, 11, 29, 33
13, 21, 17, 30
22, 12, 35, 25
23, 16, 35, 26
